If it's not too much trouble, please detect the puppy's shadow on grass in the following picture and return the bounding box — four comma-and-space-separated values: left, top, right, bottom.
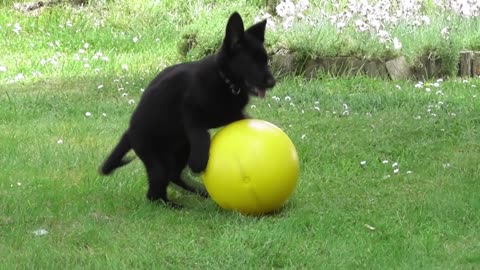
171, 171, 296, 218
143, 187, 295, 221
192, 197, 295, 219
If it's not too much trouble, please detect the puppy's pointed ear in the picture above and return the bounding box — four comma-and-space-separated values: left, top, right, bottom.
224, 12, 245, 51
246, 19, 267, 43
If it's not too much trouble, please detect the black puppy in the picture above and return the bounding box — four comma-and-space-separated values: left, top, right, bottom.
99, 12, 275, 207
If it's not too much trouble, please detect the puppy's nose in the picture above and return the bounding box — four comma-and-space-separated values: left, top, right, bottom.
265, 77, 275, 88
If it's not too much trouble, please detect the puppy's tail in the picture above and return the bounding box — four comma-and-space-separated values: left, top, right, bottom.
99, 132, 134, 175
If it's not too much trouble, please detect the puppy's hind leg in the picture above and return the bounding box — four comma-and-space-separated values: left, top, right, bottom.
144, 159, 182, 209
172, 176, 209, 199
170, 145, 209, 198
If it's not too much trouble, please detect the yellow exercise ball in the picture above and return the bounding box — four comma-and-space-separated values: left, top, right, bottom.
202, 119, 300, 215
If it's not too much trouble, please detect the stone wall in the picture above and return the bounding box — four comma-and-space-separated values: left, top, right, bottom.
271, 50, 480, 81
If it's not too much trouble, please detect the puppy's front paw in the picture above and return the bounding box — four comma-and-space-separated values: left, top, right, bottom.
188, 153, 209, 173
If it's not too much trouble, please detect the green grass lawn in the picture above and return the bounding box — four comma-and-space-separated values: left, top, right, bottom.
1, 1, 480, 269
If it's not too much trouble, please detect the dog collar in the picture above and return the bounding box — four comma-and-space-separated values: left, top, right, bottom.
218, 71, 242, 95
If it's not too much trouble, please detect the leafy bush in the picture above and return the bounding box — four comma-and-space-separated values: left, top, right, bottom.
176, 0, 480, 78
176, 2, 258, 61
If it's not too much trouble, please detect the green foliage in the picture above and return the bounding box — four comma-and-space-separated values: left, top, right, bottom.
172, 0, 480, 77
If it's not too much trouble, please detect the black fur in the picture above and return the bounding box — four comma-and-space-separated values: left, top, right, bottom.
99, 12, 275, 207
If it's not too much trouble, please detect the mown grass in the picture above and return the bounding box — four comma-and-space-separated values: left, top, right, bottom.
1, 1, 480, 269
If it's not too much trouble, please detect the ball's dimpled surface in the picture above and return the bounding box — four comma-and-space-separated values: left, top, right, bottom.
202, 119, 299, 215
